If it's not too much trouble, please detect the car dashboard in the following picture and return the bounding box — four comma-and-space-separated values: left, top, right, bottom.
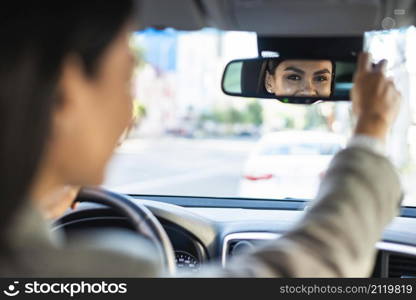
56, 195, 416, 277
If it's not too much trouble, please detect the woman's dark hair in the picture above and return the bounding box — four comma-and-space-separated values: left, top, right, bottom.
266, 58, 283, 75
0, 1, 136, 248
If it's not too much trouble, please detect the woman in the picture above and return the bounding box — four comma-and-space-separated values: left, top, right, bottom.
264, 59, 335, 97
0, 1, 161, 276
0, 1, 402, 277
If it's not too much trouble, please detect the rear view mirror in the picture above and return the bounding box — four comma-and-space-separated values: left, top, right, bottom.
222, 57, 356, 104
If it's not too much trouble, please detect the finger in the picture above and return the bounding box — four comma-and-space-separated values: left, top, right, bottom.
373, 59, 387, 74
71, 201, 79, 210
357, 52, 372, 73
352, 101, 359, 115
384, 80, 401, 101
385, 78, 398, 92
389, 82, 401, 100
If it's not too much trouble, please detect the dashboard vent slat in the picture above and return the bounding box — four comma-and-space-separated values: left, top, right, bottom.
388, 254, 416, 278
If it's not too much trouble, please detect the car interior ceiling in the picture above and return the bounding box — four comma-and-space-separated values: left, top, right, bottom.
53, 0, 416, 278
136, 0, 416, 35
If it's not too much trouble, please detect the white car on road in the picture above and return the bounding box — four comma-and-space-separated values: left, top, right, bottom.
239, 131, 345, 199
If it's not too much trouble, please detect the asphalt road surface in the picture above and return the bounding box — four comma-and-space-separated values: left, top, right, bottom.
103, 137, 257, 197
103, 136, 416, 206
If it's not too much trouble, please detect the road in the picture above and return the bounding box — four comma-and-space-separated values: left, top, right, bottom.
103, 136, 416, 206
103, 137, 257, 197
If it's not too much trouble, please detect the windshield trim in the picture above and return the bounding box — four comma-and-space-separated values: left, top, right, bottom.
129, 194, 416, 216
130, 194, 307, 211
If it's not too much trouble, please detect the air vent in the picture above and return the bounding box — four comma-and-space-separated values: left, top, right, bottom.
388, 254, 416, 278
222, 232, 281, 267
228, 240, 255, 257
227, 240, 239, 256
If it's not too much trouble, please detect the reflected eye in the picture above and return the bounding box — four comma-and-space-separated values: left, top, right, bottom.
314, 75, 329, 82
286, 74, 301, 81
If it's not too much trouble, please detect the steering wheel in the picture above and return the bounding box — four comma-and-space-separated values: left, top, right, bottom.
55, 187, 176, 275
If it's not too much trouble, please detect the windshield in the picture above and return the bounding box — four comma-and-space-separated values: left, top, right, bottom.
102, 27, 416, 207
260, 143, 342, 156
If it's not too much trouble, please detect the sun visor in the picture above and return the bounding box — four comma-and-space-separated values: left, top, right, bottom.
257, 36, 363, 60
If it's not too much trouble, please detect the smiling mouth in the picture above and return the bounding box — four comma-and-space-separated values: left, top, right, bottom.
294, 91, 319, 97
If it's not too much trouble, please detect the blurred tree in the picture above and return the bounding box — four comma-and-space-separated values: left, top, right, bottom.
304, 105, 329, 130
245, 101, 263, 125
228, 107, 243, 124
133, 100, 147, 120
129, 37, 146, 70
198, 101, 263, 130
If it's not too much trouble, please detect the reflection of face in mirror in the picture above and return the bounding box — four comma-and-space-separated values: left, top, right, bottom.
265, 60, 333, 97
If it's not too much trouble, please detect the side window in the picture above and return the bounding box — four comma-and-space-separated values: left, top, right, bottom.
366, 26, 416, 206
